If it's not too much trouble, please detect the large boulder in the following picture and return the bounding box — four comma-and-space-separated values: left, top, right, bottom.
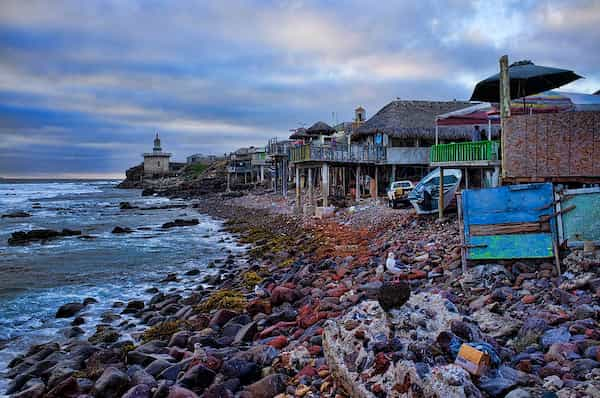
377, 281, 410, 311
56, 302, 85, 318
92, 367, 130, 398
178, 364, 215, 389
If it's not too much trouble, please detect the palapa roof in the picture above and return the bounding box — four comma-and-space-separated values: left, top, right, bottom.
289, 127, 309, 140
353, 100, 473, 140
307, 121, 336, 136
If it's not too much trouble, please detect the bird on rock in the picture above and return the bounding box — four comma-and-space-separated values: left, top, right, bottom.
385, 252, 408, 282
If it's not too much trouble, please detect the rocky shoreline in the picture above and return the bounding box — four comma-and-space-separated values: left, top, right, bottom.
4, 190, 600, 398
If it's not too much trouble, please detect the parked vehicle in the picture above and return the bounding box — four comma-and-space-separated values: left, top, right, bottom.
387, 180, 415, 208
408, 168, 462, 215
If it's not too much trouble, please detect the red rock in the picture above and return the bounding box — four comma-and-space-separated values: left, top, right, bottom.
267, 335, 288, 349
407, 270, 427, 280
292, 329, 304, 339
270, 287, 298, 306
298, 365, 318, 377
307, 345, 322, 356
246, 299, 271, 316
516, 359, 532, 373
372, 384, 384, 393
326, 287, 349, 298
522, 295, 536, 304
373, 352, 390, 374
257, 321, 296, 339
169, 347, 188, 361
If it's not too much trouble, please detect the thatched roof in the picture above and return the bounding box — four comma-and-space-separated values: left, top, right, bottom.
307, 121, 336, 136
289, 127, 309, 140
353, 100, 472, 139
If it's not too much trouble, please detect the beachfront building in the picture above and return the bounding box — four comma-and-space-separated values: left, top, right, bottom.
250, 146, 268, 183
288, 100, 472, 210
143, 133, 172, 178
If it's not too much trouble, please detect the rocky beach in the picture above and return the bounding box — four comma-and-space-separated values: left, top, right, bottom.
3, 174, 600, 398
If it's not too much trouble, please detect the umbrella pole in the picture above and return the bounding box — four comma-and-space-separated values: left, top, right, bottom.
499, 55, 511, 182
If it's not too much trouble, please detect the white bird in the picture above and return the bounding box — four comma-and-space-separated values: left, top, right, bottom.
254, 284, 268, 298
385, 252, 407, 282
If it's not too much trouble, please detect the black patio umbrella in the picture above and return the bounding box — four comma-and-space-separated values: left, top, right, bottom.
470, 60, 582, 103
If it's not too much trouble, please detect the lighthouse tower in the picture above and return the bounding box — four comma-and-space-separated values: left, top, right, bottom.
143, 132, 171, 177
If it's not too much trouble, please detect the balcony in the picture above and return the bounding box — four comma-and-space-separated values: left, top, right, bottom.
289, 144, 386, 163
385, 147, 429, 165
430, 140, 501, 167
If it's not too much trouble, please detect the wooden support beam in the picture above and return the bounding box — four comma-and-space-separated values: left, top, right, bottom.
438, 167, 445, 220
295, 166, 301, 211
322, 163, 329, 207
457, 192, 467, 273
355, 165, 360, 202
308, 168, 313, 205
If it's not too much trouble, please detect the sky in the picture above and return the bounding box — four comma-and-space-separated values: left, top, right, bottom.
1, 0, 599, 178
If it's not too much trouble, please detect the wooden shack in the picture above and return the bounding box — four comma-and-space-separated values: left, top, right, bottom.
503, 111, 600, 183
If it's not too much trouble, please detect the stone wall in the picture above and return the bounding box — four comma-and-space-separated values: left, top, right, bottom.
143, 155, 170, 175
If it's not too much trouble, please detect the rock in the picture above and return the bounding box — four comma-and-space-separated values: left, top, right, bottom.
203, 383, 234, 398
270, 286, 299, 306
112, 226, 133, 234
71, 316, 85, 325
122, 384, 152, 398
377, 281, 410, 311
12, 380, 45, 398
234, 321, 258, 344
56, 302, 85, 318
184, 269, 200, 276
221, 359, 260, 384
575, 304, 596, 320
168, 331, 190, 348
2, 210, 31, 218
543, 375, 563, 390
241, 373, 287, 398
209, 309, 238, 328
8, 228, 81, 245
541, 327, 571, 350
167, 386, 200, 398
88, 326, 120, 344
161, 219, 199, 229
123, 300, 145, 313
92, 367, 131, 398
145, 359, 172, 377
505, 388, 532, 398
472, 308, 522, 339
267, 335, 288, 349
64, 326, 84, 338
179, 364, 215, 389
479, 366, 528, 397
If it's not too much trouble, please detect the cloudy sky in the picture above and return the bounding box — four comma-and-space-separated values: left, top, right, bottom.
1, 0, 598, 178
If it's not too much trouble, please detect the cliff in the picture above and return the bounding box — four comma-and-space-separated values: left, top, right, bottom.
116, 164, 144, 188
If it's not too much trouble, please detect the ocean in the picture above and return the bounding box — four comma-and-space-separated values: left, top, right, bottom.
0, 179, 242, 390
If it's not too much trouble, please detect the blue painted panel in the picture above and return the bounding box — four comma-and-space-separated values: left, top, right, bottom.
468, 234, 554, 260
462, 183, 555, 259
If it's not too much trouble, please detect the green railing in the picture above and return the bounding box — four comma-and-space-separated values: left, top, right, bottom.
430, 140, 500, 163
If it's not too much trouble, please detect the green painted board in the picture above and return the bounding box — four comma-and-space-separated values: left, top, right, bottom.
560, 188, 600, 245
468, 233, 554, 260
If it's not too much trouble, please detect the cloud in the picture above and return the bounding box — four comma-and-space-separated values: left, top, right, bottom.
0, 0, 598, 177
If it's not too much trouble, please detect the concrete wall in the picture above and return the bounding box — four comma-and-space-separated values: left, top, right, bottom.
144, 155, 170, 175
504, 111, 600, 178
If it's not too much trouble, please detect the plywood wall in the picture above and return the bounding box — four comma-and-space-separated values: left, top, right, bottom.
504, 111, 600, 178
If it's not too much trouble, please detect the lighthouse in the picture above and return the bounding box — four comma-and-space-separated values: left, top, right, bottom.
143, 132, 171, 177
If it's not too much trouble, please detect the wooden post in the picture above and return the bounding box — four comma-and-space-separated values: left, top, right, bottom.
464, 168, 469, 189
499, 55, 511, 180
391, 165, 396, 182
308, 168, 313, 205
295, 166, 301, 211
322, 163, 329, 207
374, 166, 379, 199
438, 167, 445, 220
457, 192, 467, 273
227, 173, 231, 192
355, 165, 360, 202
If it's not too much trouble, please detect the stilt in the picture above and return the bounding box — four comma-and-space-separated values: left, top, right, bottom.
464, 168, 469, 189
438, 167, 445, 220
295, 167, 301, 211
373, 166, 379, 199
308, 168, 313, 205
322, 163, 329, 207
391, 165, 396, 182
355, 165, 360, 202
227, 173, 231, 192
260, 165, 264, 182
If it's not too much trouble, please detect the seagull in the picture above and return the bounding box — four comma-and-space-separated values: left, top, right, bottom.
254, 284, 269, 298
385, 252, 408, 282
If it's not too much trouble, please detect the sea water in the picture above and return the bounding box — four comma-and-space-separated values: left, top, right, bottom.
0, 179, 242, 392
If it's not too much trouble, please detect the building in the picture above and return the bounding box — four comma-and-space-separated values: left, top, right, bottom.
187, 153, 218, 164
143, 133, 171, 177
